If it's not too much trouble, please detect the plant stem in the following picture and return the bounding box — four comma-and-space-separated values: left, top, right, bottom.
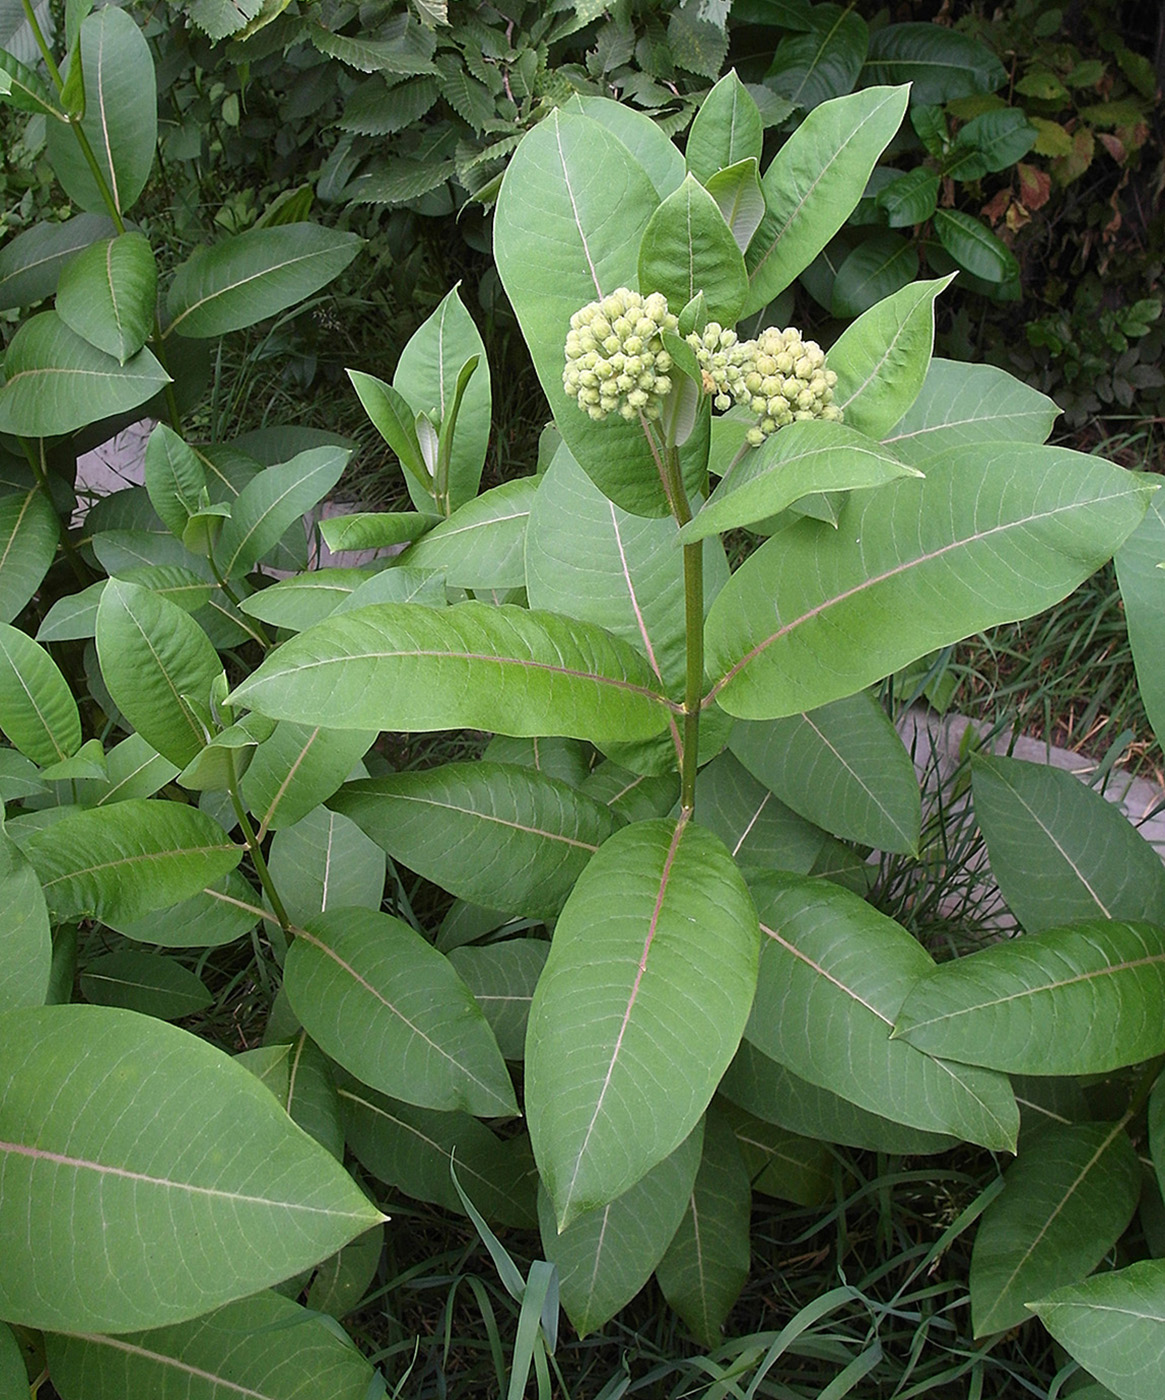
1122, 1053, 1165, 1124
660, 441, 704, 819
20, 438, 90, 587
21, 0, 64, 90
227, 752, 292, 935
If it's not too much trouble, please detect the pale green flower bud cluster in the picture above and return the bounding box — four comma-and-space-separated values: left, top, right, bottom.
562, 289, 679, 422
687, 322, 842, 446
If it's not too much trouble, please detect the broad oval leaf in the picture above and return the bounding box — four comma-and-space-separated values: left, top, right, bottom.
685, 71, 763, 184
1030, 1259, 1165, 1400
318, 513, 431, 553
237, 569, 377, 631
229, 601, 674, 744
144, 423, 207, 538
638, 173, 748, 326
934, 209, 1018, 284
863, 23, 1006, 105
526, 817, 760, 1228
0, 212, 117, 311
0, 1003, 383, 1332
746, 872, 1018, 1149
96, 579, 224, 768
330, 761, 617, 920
1116, 490, 1165, 747
56, 232, 157, 364
678, 420, 920, 545
563, 93, 686, 201
767, 5, 868, 111
693, 749, 829, 874
285, 907, 518, 1117
112, 869, 260, 949
79, 948, 212, 1020
44, 7, 157, 216
831, 233, 920, 318
706, 446, 1153, 719
0, 487, 58, 624
970, 1121, 1140, 1336
745, 86, 909, 315
705, 158, 767, 254
0, 312, 169, 438
241, 722, 376, 832
0, 830, 50, 1011
895, 920, 1165, 1075
267, 807, 385, 927
12, 799, 240, 925
237, 1032, 343, 1161
540, 1123, 703, 1338
401, 476, 535, 589
0, 622, 81, 765
165, 224, 363, 339
972, 754, 1165, 932
46, 1290, 376, 1400
447, 939, 548, 1061
729, 691, 921, 854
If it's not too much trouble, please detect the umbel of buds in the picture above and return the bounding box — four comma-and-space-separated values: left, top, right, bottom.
562, 289, 679, 422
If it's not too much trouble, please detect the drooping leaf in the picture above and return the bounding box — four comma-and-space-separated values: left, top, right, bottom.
401, 476, 535, 589
318, 512, 431, 554
11, 799, 241, 925
971, 755, 1165, 932
0, 1003, 383, 1332
330, 761, 616, 920
79, 948, 212, 1020
970, 1121, 1140, 1336
862, 23, 1006, 105
55, 232, 157, 364
895, 920, 1165, 1075
447, 939, 549, 1061
267, 807, 385, 926
746, 872, 1018, 1148
638, 173, 748, 327
705, 158, 767, 254
692, 749, 828, 874
1030, 1260, 1165, 1400
44, 7, 157, 216
1116, 489, 1165, 747
0, 213, 117, 311
685, 71, 763, 184
527, 817, 760, 1228
241, 722, 376, 831
229, 601, 675, 744
0, 487, 58, 624
729, 691, 920, 853
285, 907, 517, 1117
0, 830, 51, 1011
539, 1123, 703, 1338
0, 311, 169, 437
0, 622, 81, 765
706, 446, 1153, 719
165, 224, 363, 339
45, 1290, 377, 1400
744, 86, 909, 315
96, 579, 224, 768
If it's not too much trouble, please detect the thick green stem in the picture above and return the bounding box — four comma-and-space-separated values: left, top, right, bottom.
20, 438, 90, 587
227, 753, 291, 935
20, 0, 64, 90
660, 442, 704, 819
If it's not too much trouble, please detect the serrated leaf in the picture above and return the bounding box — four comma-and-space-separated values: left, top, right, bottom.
55, 232, 156, 364
527, 817, 760, 1227
229, 601, 674, 743
0, 1004, 382, 1332
0, 622, 81, 765
304, 20, 438, 75
438, 55, 494, 129
186, 0, 262, 41
339, 74, 439, 135
285, 907, 517, 1117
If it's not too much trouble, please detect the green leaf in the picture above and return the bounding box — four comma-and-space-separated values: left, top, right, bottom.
45, 1290, 377, 1400
827, 275, 953, 438
706, 446, 1153, 719
0, 213, 116, 310
285, 907, 517, 1117
679, 420, 920, 544
0, 311, 169, 437
79, 948, 211, 1020
767, 4, 868, 111
96, 579, 224, 768
862, 23, 1006, 104
70, 732, 177, 806
723, 1101, 831, 1206
215, 446, 350, 580
40, 736, 105, 782
876, 167, 939, 227
144, 423, 208, 538
686, 71, 763, 184
745, 86, 909, 315
495, 110, 671, 516
970, 1122, 1140, 1336
746, 872, 1018, 1149
306, 1223, 383, 1318
447, 939, 548, 1061
165, 225, 363, 339
11, 799, 241, 924
971, 755, 1165, 932
0, 47, 60, 116
639, 173, 748, 327
0, 830, 50, 1011
0, 1321, 24, 1398
540, 1123, 703, 1337
304, 21, 438, 75
692, 749, 829, 873
318, 512, 432, 553
527, 817, 760, 1228
946, 110, 1037, 180
267, 807, 385, 926
527, 443, 728, 695
563, 93, 686, 201
1030, 1260, 1165, 1400
230, 601, 674, 744
934, 209, 1018, 283
882, 358, 1059, 465
346, 369, 431, 495
113, 869, 259, 949
722, 1038, 958, 1153
0, 487, 58, 624
895, 920, 1165, 1075
705, 158, 767, 254
185, 0, 262, 40
237, 1032, 343, 1160
330, 761, 617, 920
55, 232, 156, 364
393, 283, 491, 514
0, 622, 81, 765
1116, 490, 1165, 746
340, 1081, 536, 1227
730, 691, 921, 853
0, 1003, 383, 1332
831, 233, 919, 318
44, 8, 156, 216
655, 1108, 751, 1348
241, 722, 375, 831
237, 569, 378, 631
401, 476, 536, 589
